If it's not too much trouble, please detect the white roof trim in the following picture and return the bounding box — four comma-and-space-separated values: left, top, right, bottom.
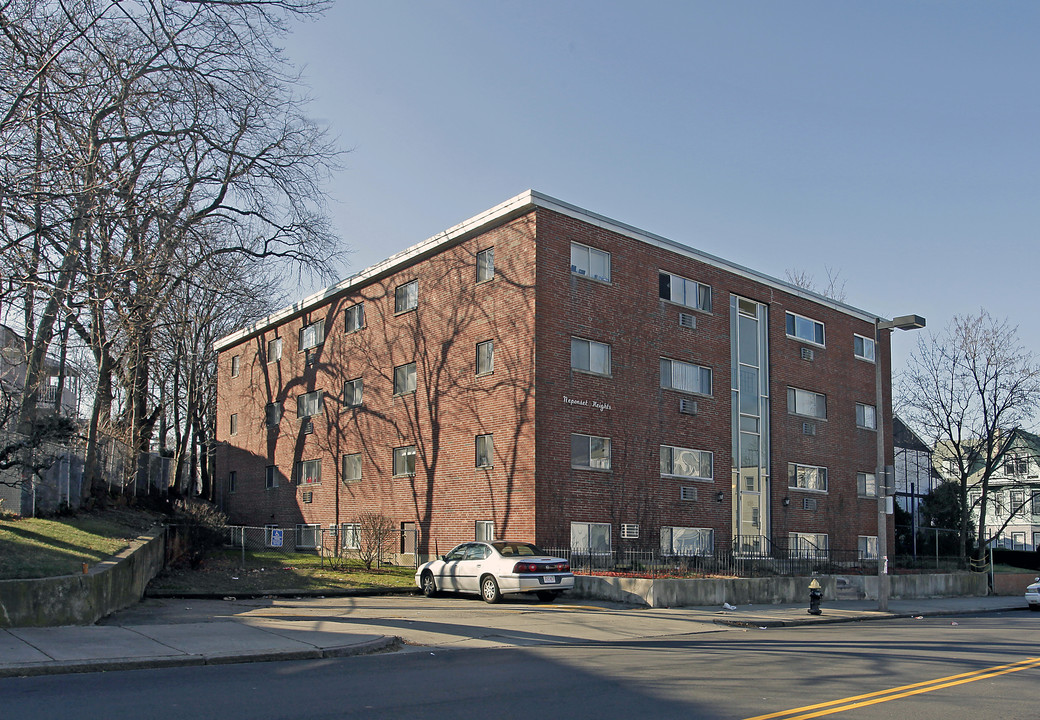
215, 190, 880, 351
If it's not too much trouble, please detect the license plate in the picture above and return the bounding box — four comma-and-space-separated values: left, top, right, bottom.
543, 575, 557, 583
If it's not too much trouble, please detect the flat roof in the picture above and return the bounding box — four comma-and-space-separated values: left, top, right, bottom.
215, 190, 881, 351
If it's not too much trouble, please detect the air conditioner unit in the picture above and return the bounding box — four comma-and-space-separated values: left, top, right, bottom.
621, 524, 639, 539
800, 347, 815, 361
679, 398, 698, 415
678, 312, 696, 329
302, 419, 314, 435
803, 497, 817, 511
681, 486, 698, 501
802, 422, 816, 436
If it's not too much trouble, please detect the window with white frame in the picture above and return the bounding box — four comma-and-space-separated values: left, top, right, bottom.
345, 302, 365, 333
1004, 455, 1028, 476
1032, 493, 1040, 516
296, 458, 321, 485
476, 340, 494, 375
570, 521, 611, 555
267, 337, 282, 363
661, 526, 714, 556
341, 523, 360, 549
265, 402, 282, 426
394, 362, 416, 395
854, 334, 875, 362
789, 462, 828, 492
571, 433, 611, 471
788, 387, 827, 419
476, 248, 494, 283
342, 453, 361, 484
475, 434, 493, 468
229, 413, 238, 436
789, 532, 829, 559
295, 523, 320, 549
344, 377, 363, 407
266, 465, 278, 489
856, 403, 877, 430
569, 242, 611, 282
659, 271, 712, 312
228, 470, 237, 493
475, 520, 495, 542
858, 535, 878, 560
786, 311, 825, 346
231, 355, 240, 377
395, 280, 418, 313
393, 445, 416, 477
571, 337, 611, 376
297, 390, 323, 418
857, 472, 876, 497
660, 358, 712, 395
1011, 490, 1025, 512
1012, 532, 1026, 550
660, 445, 713, 480
299, 319, 324, 351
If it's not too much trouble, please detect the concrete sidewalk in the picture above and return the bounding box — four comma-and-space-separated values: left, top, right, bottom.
0, 594, 1027, 678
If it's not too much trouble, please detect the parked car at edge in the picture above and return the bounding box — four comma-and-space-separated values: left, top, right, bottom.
415, 541, 574, 603
1026, 577, 1040, 611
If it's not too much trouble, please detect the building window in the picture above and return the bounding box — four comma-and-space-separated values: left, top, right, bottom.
789, 532, 829, 559
475, 520, 495, 542
230, 355, 240, 377
786, 311, 825, 346
660, 445, 713, 480
476, 248, 494, 283
265, 402, 282, 427
345, 302, 365, 333
395, 280, 418, 313
476, 340, 494, 376
1011, 490, 1025, 513
661, 527, 714, 556
571, 433, 611, 471
856, 403, 877, 430
393, 445, 416, 477
342, 453, 361, 484
299, 319, 325, 351
571, 337, 611, 376
789, 463, 828, 492
788, 387, 827, 419
297, 390, 323, 418
858, 535, 878, 560
570, 241, 611, 282
344, 378, 363, 407
267, 337, 282, 363
394, 362, 417, 395
341, 523, 360, 549
659, 271, 711, 312
661, 358, 712, 396
571, 521, 611, 555
1032, 493, 1040, 516
1012, 532, 1026, 550
229, 413, 238, 436
296, 458, 321, 485
857, 472, 876, 498
266, 465, 278, 489
228, 470, 237, 493
296, 524, 320, 549
475, 434, 493, 468
854, 334, 875, 362
1004, 455, 1028, 476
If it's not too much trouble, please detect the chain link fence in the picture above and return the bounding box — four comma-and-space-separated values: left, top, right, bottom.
219, 525, 420, 569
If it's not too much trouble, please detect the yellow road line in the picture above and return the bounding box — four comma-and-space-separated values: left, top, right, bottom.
743, 656, 1040, 720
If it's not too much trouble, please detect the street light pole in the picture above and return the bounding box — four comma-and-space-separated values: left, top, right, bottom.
875, 314, 925, 611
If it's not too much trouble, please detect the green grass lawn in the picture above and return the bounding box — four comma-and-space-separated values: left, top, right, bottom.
150, 548, 417, 593
0, 508, 161, 579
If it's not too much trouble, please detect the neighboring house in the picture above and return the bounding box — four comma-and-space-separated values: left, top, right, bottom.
214, 190, 897, 563
892, 415, 943, 522
0, 324, 82, 515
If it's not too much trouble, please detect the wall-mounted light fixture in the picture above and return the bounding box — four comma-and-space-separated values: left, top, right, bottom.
716, 491, 724, 503
782, 497, 790, 507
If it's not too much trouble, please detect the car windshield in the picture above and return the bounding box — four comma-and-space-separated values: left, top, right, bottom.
492, 542, 545, 557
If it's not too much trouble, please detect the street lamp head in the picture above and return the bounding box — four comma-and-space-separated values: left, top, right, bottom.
878, 315, 926, 331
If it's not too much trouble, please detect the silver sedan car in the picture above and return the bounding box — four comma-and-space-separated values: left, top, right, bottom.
415, 541, 574, 603
1026, 576, 1039, 611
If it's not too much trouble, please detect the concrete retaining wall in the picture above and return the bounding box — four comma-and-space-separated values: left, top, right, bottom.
0, 529, 165, 628
572, 572, 989, 608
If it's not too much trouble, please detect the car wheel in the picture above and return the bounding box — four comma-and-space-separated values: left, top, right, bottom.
420, 571, 438, 598
537, 591, 559, 603
1030, 604, 1040, 612
481, 575, 501, 604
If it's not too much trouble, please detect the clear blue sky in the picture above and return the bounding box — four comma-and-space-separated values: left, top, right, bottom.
281, 1, 1040, 372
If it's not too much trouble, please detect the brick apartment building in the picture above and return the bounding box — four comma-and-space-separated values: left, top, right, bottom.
214, 190, 892, 562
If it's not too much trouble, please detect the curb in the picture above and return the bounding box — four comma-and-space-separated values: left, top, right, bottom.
712, 603, 1027, 628
144, 587, 419, 600
0, 636, 402, 679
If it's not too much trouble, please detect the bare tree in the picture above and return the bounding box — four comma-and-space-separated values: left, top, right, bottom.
898, 310, 1040, 560
353, 512, 398, 570
784, 266, 848, 303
